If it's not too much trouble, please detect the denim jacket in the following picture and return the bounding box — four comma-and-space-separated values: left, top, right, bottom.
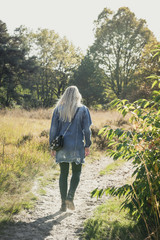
49, 105, 92, 164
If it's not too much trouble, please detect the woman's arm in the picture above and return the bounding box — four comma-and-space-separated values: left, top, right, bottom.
82, 106, 92, 148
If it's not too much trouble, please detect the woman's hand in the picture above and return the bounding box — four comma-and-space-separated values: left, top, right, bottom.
51, 150, 56, 157
85, 147, 90, 157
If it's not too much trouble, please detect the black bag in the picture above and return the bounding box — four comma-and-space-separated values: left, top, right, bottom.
50, 135, 64, 151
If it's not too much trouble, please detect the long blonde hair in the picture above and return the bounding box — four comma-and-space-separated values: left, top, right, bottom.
56, 86, 82, 122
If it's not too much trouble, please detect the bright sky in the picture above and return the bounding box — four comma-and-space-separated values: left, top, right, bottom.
0, 0, 160, 53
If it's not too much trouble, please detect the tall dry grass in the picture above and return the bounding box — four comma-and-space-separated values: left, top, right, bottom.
90, 109, 131, 150
0, 108, 53, 119
90, 109, 131, 129
0, 108, 55, 224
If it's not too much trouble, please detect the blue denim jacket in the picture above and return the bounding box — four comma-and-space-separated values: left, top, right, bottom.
49, 105, 92, 164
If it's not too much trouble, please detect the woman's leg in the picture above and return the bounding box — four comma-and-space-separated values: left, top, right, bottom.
59, 162, 69, 210
66, 162, 82, 209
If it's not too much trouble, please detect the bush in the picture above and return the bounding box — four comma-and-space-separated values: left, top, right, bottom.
92, 46, 160, 239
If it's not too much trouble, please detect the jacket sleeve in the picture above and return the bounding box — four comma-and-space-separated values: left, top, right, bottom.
49, 108, 59, 146
82, 107, 92, 148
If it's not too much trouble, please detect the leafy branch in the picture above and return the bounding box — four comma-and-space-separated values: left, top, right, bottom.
92, 48, 160, 239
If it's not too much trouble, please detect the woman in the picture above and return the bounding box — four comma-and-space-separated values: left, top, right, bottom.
49, 86, 92, 211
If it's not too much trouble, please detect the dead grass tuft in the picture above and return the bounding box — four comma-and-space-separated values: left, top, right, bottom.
17, 134, 33, 147
0, 108, 53, 120
90, 109, 131, 129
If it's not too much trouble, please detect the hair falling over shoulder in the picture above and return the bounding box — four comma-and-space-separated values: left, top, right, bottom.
56, 86, 82, 122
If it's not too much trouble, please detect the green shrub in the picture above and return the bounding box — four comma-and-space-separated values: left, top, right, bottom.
92, 46, 160, 239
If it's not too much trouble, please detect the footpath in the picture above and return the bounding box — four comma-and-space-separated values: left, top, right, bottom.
0, 156, 133, 240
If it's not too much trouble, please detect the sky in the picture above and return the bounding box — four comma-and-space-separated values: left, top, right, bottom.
0, 0, 160, 53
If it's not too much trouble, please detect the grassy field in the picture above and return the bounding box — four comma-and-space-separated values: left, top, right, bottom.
0, 108, 130, 224
90, 109, 130, 129
0, 108, 55, 224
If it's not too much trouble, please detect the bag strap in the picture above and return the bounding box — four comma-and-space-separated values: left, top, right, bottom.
63, 108, 79, 137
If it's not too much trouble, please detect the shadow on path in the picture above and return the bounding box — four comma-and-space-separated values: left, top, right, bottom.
0, 211, 73, 240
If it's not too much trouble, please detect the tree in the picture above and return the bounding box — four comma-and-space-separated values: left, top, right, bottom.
71, 54, 107, 107
128, 41, 160, 101
0, 22, 38, 107
0, 21, 26, 106
0, 24, 82, 108
31, 29, 82, 107
9, 27, 82, 108
90, 7, 155, 99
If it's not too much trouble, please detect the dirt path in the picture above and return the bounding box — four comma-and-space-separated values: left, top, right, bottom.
0, 156, 133, 240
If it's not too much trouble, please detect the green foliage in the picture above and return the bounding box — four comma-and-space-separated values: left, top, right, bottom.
30, 28, 82, 106
0, 21, 38, 108
92, 48, 160, 238
82, 197, 146, 240
127, 41, 160, 102
71, 54, 107, 107
0, 21, 82, 108
90, 7, 155, 99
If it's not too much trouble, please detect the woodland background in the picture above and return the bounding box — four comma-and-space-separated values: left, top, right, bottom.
0, 7, 159, 109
